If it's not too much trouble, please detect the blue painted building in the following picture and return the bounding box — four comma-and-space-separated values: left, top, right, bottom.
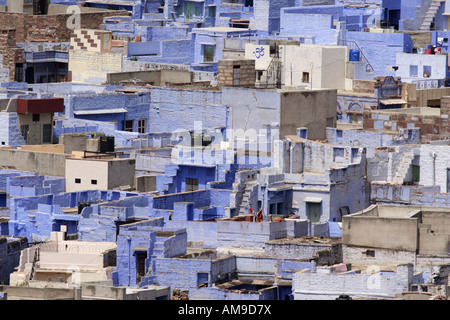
66, 90, 150, 133
191, 27, 255, 70
16, 42, 69, 84
0, 236, 28, 285
112, 219, 187, 288
4, 188, 141, 243
345, 31, 414, 77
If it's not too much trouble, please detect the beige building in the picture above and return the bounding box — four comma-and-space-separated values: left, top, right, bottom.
280, 44, 348, 90
69, 29, 123, 84
222, 87, 337, 142
10, 231, 116, 286
0, 0, 35, 14
342, 204, 450, 264
65, 157, 136, 192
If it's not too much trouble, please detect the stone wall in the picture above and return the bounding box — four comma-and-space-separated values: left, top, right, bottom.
363, 109, 450, 143
292, 264, 413, 300
0, 10, 130, 80
218, 59, 256, 89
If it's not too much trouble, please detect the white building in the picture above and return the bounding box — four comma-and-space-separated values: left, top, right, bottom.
65, 157, 136, 192
395, 52, 448, 88
280, 44, 347, 90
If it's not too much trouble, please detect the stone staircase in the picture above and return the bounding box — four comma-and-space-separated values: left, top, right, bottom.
257, 57, 282, 89
392, 151, 415, 185
237, 181, 258, 216
137, 237, 165, 287
419, 0, 446, 31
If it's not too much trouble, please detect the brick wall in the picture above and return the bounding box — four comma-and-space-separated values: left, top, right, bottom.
0, 29, 24, 81
70, 29, 111, 53
218, 59, 256, 89
0, 11, 130, 43
69, 50, 122, 84
0, 10, 130, 80
440, 96, 450, 116
363, 109, 450, 143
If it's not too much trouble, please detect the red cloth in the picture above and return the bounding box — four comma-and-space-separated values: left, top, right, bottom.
256, 209, 263, 222
249, 207, 253, 215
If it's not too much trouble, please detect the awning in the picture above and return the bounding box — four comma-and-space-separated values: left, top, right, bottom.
380, 99, 406, 105
74, 108, 127, 115
303, 197, 322, 203
85, 0, 134, 5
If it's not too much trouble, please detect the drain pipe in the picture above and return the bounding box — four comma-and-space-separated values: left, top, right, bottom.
430, 151, 436, 185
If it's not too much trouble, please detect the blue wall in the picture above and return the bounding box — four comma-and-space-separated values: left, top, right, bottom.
345, 31, 413, 76
67, 92, 150, 133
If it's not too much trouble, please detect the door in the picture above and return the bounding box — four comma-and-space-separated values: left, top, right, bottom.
136, 252, 147, 284
447, 168, 450, 193
185, 2, 193, 20
26, 66, 35, 84
28, 124, 41, 145
306, 202, 321, 223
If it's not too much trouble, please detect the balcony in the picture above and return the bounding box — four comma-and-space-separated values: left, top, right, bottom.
24, 51, 69, 63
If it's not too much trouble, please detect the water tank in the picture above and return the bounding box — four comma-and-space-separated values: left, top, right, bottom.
99, 136, 115, 153
349, 49, 360, 62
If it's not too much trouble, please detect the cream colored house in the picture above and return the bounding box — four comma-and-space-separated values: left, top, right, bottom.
280, 44, 347, 90
10, 232, 117, 286
65, 157, 136, 192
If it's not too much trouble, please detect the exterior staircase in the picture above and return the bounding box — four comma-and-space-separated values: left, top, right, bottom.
419, 0, 446, 31
392, 151, 415, 185
237, 181, 258, 215
338, 39, 375, 74
257, 57, 282, 89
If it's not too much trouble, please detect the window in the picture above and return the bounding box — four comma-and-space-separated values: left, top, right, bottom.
197, 273, 208, 287
75, 178, 81, 184
233, 65, 240, 86
409, 65, 418, 77
91, 179, 97, 185
42, 123, 52, 143
177, 4, 183, 16
326, 117, 334, 128
306, 202, 321, 223
277, 202, 283, 215
32, 114, 40, 122
423, 65, 432, 78
351, 148, 359, 163
14, 63, 24, 82
366, 250, 375, 257
412, 165, 420, 182
186, 178, 199, 191
302, 72, 310, 83
208, 6, 215, 18
333, 147, 345, 162
138, 119, 146, 133
269, 203, 276, 215
185, 1, 193, 20
195, 5, 201, 17
124, 120, 133, 132
203, 45, 215, 62
20, 125, 29, 142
